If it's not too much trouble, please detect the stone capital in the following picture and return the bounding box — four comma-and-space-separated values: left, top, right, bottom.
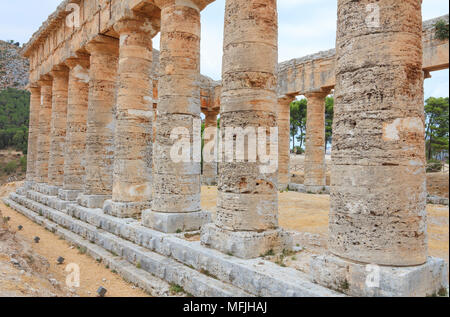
64, 54, 90, 69
114, 17, 159, 37
50, 65, 70, 79
154, 0, 213, 11
304, 89, 331, 101
85, 35, 119, 56
28, 83, 41, 93
37, 75, 53, 87
278, 94, 295, 106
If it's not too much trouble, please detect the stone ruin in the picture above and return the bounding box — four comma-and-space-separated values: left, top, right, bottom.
4, 0, 449, 297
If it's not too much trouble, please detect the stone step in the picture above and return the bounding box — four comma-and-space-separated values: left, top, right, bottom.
4, 197, 172, 296
5, 194, 252, 297
9, 190, 343, 297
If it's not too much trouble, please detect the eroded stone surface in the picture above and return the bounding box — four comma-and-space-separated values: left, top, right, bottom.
304, 91, 329, 193
330, 0, 427, 266
35, 78, 52, 184
62, 55, 90, 195
48, 66, 69, 189
82, 36, 119, 200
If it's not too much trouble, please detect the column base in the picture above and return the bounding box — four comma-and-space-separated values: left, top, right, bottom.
304, 185, 329, 194
103, 200, 152, 219
142, 210, 211, 233
200, 223, 293, 259
77, 194, 111, 209
58, 189, 82, 201
34, 183, 60, 196
201, 175, 217, 186
310, 253, 449, 297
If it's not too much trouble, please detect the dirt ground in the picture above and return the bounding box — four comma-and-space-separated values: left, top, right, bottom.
0, 149, 26, 185
0, 182, 150, 297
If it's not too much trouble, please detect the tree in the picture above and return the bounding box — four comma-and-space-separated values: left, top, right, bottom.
290, 99, 307, 152
0, 88, 30, 153
325, 96, 334, 150
425, 97, 449, 161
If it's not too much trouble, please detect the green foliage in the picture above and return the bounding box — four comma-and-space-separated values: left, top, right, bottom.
435, 20, 449, 40
0, 88, 30, 153
290, 96, 334, 152
19, 155, 27, 172
425, 97, 449, 161
325, 96, 334, 149
426, 159, 443, 173
3, 160, 17, 174
290, 99, 307, 151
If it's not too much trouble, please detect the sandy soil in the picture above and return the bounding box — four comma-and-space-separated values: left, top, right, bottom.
0, 182, 150, 297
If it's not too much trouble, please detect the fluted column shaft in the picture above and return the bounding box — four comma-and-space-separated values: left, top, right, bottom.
26, 85, 41, 184
330, 0, 426, 266
277, 96, 293, 190
202, 110, 218, 186
78, 36, 119, 209
47, 66, 69, 192
58, 56, 90, 201
200, 0, 291, 259
105, 18, 157, 218
304, 91, 328, 193
142, 0, 211, 233
35, 78, 53, 184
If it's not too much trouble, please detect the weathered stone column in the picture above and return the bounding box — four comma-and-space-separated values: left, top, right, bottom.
277, 96, 293, 190
304, 91, 329, 194
103, 18, 158, 218
77, 36, 119, 209
34, 77, 53, 186
142, 0, 211, 232
202, 110, 219, 186
58, 55, 90, 202
47, 66, 69, 196
310, 0, 447, 297
25, 84, 41, 187
200, 0, 291, 259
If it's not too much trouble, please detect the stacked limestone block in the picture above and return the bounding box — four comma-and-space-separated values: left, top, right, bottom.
202, 110, 219, 186
77, 36, 119, 209
58, 55, 90, 202
201, 0, 292, 259
142, 0, 212, 232
25, 85, 41, 187
304, 91, 329, 194
34, 78, 53, 187
277, 96, 293, 190
104, 17, 158, 218
311, 0, 448, 297
47, 66, 69, 196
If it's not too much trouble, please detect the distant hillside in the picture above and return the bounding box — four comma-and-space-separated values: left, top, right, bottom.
0, 40, 29, 90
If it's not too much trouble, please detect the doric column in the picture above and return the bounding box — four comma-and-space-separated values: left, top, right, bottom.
25, 84, 41, 187
47, 66, 69, 196
304, 90, 329, 194
58, 55, 90, 202
277, 96, 293, 190
34, 77, 53, 185
330, 0, 426, 266
202, 110, 219, 186
103, 17, 158, 218
142, 0, 211, 233
200, 0, 291, 259
77, 36, 119, 209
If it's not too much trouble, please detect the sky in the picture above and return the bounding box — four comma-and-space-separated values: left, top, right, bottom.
0, 0, 448, 98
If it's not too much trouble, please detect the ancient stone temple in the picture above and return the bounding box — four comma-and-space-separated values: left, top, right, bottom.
5, 0, 448, 297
